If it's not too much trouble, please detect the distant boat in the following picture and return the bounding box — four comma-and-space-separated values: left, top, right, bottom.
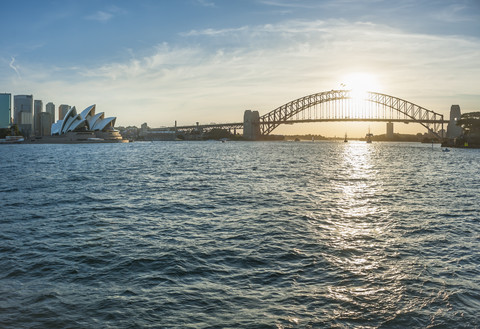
344, 133, 348, 143
366, 129, 373, 143
0, 136, 25, 144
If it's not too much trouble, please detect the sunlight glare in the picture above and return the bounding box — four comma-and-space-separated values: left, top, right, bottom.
341, 72, 380, 94
340, 73, 381, 118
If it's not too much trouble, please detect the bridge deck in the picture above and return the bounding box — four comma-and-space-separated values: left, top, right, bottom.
158, 118, 448, 132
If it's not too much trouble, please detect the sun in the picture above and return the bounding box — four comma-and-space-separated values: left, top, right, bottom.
341, 72, 380, 95
339, 72, 381, 119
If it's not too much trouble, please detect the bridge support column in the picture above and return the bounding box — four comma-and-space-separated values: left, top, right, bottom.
446, 105, 462, 139
243, 110, 261, 140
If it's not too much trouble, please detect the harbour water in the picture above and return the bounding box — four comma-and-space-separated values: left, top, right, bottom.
0, 141, 479, 328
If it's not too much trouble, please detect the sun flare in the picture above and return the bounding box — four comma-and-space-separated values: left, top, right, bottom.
340, 72, 381, 118
341, 72, 380, 94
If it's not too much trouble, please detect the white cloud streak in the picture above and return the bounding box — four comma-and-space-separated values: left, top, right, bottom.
9, 57, 21, 79
258, 0, 318, 8
85, 11, 113, 22
196, 0, 216, 7
180, 26, 249, 37
85, 6, 126, 22
431, 4, 475, 23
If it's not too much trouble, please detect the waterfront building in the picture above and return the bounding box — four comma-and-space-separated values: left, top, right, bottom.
0, 93, 11, 128
48, 104, 124, 142
14, 95, 34, 137
386, 122, 394, 139
45, 102, 55, 126
14, 95, 34, 125
39, 112, 52, 136
51, 104, 117, 135
142, 129, 176, 141
58, 104, 70, 121
34, 100, 43, 136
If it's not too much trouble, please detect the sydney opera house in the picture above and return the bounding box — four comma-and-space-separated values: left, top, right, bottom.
39, 105, 126, 143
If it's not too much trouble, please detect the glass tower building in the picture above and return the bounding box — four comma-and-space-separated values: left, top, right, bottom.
34, 99, 43, 136
14, 95, 34, 137
0, 93, 11, 128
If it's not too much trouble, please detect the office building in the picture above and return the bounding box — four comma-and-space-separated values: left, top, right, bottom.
46, 102, 55, 126
14, 95, 34, 137
0, 93, 11, 128
58, 104, 70, 121
34, 99, 43, 136
39, 112, 52, 136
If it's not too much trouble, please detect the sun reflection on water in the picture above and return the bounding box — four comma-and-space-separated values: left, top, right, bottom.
337, 141, 379, 220
307, 141, 410, 322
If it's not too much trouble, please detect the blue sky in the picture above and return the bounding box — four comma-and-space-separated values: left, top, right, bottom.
1, 0, 479, 136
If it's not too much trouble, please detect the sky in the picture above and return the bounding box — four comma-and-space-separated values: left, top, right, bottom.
1, 0, 479, 137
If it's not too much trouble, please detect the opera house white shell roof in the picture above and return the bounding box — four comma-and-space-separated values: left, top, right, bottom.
51, 105, 117, 135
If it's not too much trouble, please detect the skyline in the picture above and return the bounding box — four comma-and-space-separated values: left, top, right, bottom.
1, 0, 479, 137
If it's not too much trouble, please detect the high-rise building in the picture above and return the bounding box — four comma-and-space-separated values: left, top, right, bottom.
14, 95, 34, 137
39, 112, 52, 136
0, 93, 11, 128
386, 122, 394, 139
34, 99, 43, 136
46, 102, 55, 126
58, 104, 70, 121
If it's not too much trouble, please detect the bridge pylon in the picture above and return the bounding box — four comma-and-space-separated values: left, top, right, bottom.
446, 105, 462, 139
243, 110, 261, 140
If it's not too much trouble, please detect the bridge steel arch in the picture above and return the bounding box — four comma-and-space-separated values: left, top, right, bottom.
259, 90, 445, 139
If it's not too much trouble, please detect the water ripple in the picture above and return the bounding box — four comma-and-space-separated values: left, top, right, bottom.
0, 141, 479, 328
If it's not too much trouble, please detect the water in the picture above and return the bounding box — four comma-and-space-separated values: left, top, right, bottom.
0, 141, 479, 328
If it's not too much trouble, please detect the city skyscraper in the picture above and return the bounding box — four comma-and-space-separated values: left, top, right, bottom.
39, 112, 52, 136
0, 93, 11, 128
58, 104, 70, 120
34, 99, 43, 136
14, 95, 34, 137
46, 102, 55, 126
386, 122, 394, 139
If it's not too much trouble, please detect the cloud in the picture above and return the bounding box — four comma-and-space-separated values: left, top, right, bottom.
180, 26, 249, 37
3, 19, 480, 134
9, 57, 21, 79
196, 0, 216, 7
86, 21, 478, 107
259, 0, 383, 9
258, 0, 318, 8
85, 6, 126, 22
431, 4, 475, 23
85, 11, 113, 22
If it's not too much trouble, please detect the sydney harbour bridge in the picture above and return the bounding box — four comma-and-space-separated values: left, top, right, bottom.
159, 90, 451, 140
